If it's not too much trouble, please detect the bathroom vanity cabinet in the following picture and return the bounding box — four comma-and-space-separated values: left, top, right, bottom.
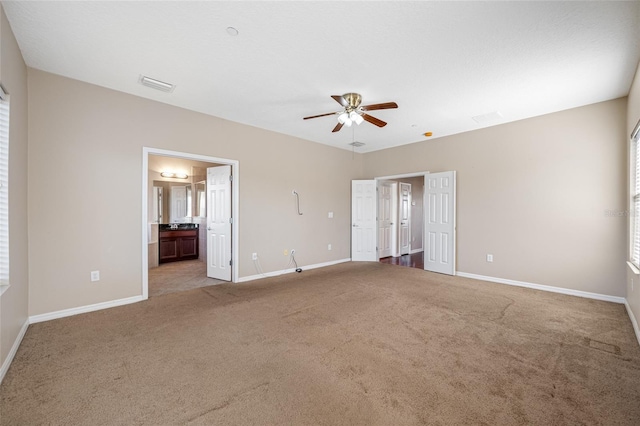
159, 228, 199, 263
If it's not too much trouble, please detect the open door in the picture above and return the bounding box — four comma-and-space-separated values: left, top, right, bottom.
378, 181, 395, 259
424, 171, 456, 275
399, 182, 412, 255
351, 180, 377, 261
207, 165, 232, 281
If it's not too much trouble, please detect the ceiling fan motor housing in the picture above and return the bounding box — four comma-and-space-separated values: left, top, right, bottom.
343, 93, 362, 112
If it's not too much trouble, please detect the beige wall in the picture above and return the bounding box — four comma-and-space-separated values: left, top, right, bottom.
27, 69, 363, 316
364, 99, 627, 297
0, 6, 29, 369
627, 61, 640, 325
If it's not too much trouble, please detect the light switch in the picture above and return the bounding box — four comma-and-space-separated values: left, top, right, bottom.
328, 212, 334, 218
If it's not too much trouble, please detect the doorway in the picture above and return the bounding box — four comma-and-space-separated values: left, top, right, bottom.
351, 171, 456, 275
141, 148, 239, 299
377, 174, 425, 270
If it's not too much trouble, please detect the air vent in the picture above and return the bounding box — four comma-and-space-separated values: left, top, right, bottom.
349, 141, 365, 147
472, 111, 503, 125
138, 75, 175, 93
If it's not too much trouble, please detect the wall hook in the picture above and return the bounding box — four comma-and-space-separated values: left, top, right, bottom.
292, 190, 303, 215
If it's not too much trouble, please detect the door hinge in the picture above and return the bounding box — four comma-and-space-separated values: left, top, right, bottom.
229, 217, 233, 224
229, 259, 232, 266
229, 175, 233, 182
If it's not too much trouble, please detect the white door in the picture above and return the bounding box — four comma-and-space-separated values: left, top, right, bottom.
399, 182, 412, 255
170, 186, 186, 223
378, 181, 394, 258
207, 165, 232, 281
424, 171, 456, 275
351, 180, 377, 261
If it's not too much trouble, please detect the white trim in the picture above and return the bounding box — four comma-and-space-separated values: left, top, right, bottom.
238, 258, 351, 283
142, 148, 240, 297
29, 295, 145, 324
627, 261, 640, 275
0, 319, 28, 384
410, 248, 423, 254
142, 151, 149, 299
624, 299, 640, 347
456, 272, 625, 304
0, 284, 9, 296
375, 171, 430, 180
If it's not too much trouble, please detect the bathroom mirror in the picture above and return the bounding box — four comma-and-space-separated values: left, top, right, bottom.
194, 181, 206, 218
153, 180, 192, 223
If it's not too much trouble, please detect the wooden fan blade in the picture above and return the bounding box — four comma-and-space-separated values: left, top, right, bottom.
331, 95, 348, 107
361, 102, 398, 111
303, 112, 336, 120
362, 113, 387, 128
332, 122, 344, 133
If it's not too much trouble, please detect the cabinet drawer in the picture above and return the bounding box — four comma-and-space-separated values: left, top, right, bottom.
159, 230, 197, 238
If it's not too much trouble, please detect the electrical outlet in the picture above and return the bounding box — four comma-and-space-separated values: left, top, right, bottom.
252, 253, 258, 260
291, 249, 295, 255
90, 270, 100, 282
328, 244, 332, 251
487, 254, 493, 262
283, 249, 288, 256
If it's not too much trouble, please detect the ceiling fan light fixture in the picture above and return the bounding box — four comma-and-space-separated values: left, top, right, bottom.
338, 112, 349, 124
352, 113, 364, 125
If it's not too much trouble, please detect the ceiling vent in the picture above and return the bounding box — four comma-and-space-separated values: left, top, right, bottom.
472, 111, 503, 125
138, 75, 175, 93
349, 141, 365, 148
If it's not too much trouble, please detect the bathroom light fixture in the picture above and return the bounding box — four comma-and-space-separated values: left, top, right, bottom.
161, 172, 188, 179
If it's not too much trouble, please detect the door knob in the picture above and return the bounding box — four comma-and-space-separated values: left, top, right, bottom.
353, 224, 358, 227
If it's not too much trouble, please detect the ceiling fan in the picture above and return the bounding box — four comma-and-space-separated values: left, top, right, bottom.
303, 93, 398, 133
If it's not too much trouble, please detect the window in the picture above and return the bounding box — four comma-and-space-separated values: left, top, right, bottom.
0, 85, 8, 291
632, 119, 640, 267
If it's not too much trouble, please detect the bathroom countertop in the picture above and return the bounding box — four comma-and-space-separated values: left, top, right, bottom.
159, 223, 199, 231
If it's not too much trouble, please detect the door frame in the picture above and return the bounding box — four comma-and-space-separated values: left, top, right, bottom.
141, 147, 240, 299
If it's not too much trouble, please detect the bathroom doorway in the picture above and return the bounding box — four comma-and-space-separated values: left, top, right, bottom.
141, 148, 239, 299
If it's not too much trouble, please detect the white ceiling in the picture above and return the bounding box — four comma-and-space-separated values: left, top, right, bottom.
3, 1, 640, 153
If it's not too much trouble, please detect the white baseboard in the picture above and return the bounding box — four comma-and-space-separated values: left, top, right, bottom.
0, 319, 29, 385
410, 248, 424, 254
29, 295, 146, 324
456, 272, 625, 304
624, 299, 640, 347
238, 258, 351, 283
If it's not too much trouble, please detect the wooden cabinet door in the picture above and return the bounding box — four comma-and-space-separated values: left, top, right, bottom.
159, 238, 178, 262
179, 236, 198, 258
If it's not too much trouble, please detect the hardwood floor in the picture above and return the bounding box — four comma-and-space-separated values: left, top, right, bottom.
379, 251, 424, 269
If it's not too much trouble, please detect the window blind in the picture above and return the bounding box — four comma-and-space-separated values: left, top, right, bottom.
632, 119, 640, 267
0, 88, 8, 286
